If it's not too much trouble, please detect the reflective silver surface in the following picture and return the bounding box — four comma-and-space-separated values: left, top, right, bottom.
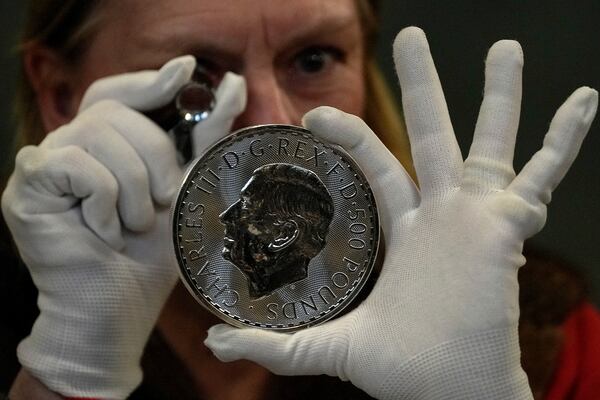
167, 80, 216, 163
172, 125, 379, 331
175, 80, 215, 124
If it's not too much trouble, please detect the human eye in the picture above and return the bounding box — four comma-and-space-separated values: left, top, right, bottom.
291, 46, 345, 77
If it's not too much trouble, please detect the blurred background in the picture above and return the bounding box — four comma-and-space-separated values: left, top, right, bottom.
1, 1, 599, 305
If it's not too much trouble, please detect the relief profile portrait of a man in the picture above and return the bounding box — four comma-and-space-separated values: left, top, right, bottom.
219, 163, 334, 298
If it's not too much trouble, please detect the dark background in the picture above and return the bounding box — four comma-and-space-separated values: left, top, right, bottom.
1, 1, 599, 305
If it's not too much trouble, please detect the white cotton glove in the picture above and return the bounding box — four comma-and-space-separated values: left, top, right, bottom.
1, 56, 246, 399
205, 27, 598, 399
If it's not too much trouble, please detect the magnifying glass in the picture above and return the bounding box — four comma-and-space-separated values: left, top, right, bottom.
145, 64, 217, 164
170, 73, 216, 163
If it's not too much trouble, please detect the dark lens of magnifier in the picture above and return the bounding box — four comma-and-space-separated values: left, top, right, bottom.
145, 64, 216, 163
170, 79, 215, 162
176, 81, 216, 123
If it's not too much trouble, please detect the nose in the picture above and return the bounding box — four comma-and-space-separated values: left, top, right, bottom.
232, 70, 297, 130
219, 199, 241, 223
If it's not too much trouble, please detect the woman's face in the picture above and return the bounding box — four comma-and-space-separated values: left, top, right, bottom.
70, 0, 366, 130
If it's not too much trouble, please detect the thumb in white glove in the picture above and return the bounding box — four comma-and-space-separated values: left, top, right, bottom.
2, 56, 246, 399
204, 27, 598, 399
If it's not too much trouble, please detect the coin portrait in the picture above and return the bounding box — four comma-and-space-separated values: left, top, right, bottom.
172, 125, 379, 331
219, 163, 335, 298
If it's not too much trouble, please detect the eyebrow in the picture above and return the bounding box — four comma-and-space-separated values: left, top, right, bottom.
133, 10, 245, 65
264, 7, 360, 49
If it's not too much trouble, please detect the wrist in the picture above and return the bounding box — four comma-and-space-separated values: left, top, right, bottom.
17, 261, 166, 399
18, 328, 143, 399
375, 327, 533, 400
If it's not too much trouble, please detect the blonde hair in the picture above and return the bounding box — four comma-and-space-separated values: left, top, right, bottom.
356, 0, 415, 179
14, 0, 414, 178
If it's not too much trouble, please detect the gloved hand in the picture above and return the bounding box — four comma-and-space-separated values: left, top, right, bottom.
2, 56, 246, 399
205, 27, 598, 399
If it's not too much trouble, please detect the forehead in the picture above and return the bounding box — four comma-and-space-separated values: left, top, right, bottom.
104, 0, 359, 53
115, 0, 358, 26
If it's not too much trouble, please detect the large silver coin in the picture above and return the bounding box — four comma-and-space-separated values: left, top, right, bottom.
172, 125, 379, 332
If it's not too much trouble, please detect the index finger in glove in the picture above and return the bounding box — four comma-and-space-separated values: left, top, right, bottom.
78, 55, 196, 112
303, 106, 419, 223
393, 27, 462, 196
507, 87, 597, 209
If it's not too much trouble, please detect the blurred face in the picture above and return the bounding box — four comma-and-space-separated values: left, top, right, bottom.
70, 0, 367, 129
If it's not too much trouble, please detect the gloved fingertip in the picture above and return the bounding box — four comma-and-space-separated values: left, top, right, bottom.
579, 86, 598, 111
393, 26, 428, 56
206, 323, 237, 339
302, 105, 338, 125
396, 26, 426, 40
302, 106, 349, 134
161, 55, 196, 78
220, 71, 246, 90
205, 324, 243, 361
582, 88, 599, 123
487, 40, 523, 67
216, 72, 247, 112
304, 107, 368, 150
565, 86, 599, 125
